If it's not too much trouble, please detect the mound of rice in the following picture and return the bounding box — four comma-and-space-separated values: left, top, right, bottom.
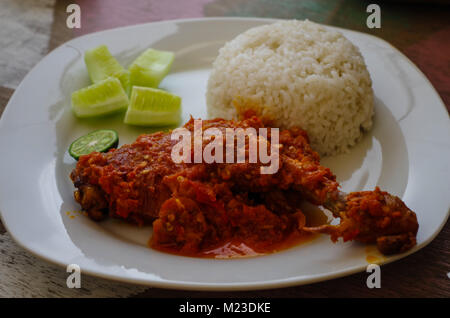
206, 20, 374, 156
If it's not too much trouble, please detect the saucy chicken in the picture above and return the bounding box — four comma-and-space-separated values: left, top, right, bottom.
70, 116, 418, 256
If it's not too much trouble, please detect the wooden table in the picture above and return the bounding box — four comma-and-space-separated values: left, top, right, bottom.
0, 0, 448, 297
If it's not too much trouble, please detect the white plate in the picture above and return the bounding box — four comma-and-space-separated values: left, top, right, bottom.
0, 18, 449, 291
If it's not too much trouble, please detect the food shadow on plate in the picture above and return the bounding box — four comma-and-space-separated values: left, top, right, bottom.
322, 96, 409, 197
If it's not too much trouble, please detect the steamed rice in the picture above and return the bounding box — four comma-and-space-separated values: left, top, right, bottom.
206, 20, 374, 156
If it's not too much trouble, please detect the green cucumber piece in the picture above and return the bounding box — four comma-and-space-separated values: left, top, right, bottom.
124, 86, 181, 126
71, 77, 129, 118
69, 129, 119, 160
84, 45, 129, 92
128, 49, 174, 88
115, 70, 131, 96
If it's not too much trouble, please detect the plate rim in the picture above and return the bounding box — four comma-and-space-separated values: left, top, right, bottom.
0, 17, 449, 291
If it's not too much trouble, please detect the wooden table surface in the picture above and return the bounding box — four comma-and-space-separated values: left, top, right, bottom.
0, 0, 448, 297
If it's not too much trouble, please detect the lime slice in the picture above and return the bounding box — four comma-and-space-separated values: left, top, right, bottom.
71, 77, 129, 118
124, 86, 181, 126
69, 129, 119, 160
84, 45, 130, 93
129, 49, 174, 88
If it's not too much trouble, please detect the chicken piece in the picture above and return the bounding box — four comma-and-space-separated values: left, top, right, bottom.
304, 188, 418, 255
70, 115, 418, 255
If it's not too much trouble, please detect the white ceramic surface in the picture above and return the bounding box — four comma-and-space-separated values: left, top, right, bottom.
0, 18, 449, 291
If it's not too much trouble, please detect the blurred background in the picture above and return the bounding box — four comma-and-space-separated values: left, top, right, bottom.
1, 0, 449, 108
0, 0, 450, 107
0, 0, 448, 297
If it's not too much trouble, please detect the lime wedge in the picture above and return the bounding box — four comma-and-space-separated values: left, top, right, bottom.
129, 49, 174, 88
124, 86, 181, 126
84, 45, 130, 93
69, 129, 119, 160
71, 77, 129, 118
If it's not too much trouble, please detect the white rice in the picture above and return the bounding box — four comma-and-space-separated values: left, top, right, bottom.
206, 20, 374, 156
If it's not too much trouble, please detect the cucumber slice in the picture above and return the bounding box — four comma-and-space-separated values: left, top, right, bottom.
124, 86, 181, 126
129, 49, 174, 88
69, 129, 119, 160
115, 70, 131, 96
71, 77, 129, 118
84, 45, 129, 92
